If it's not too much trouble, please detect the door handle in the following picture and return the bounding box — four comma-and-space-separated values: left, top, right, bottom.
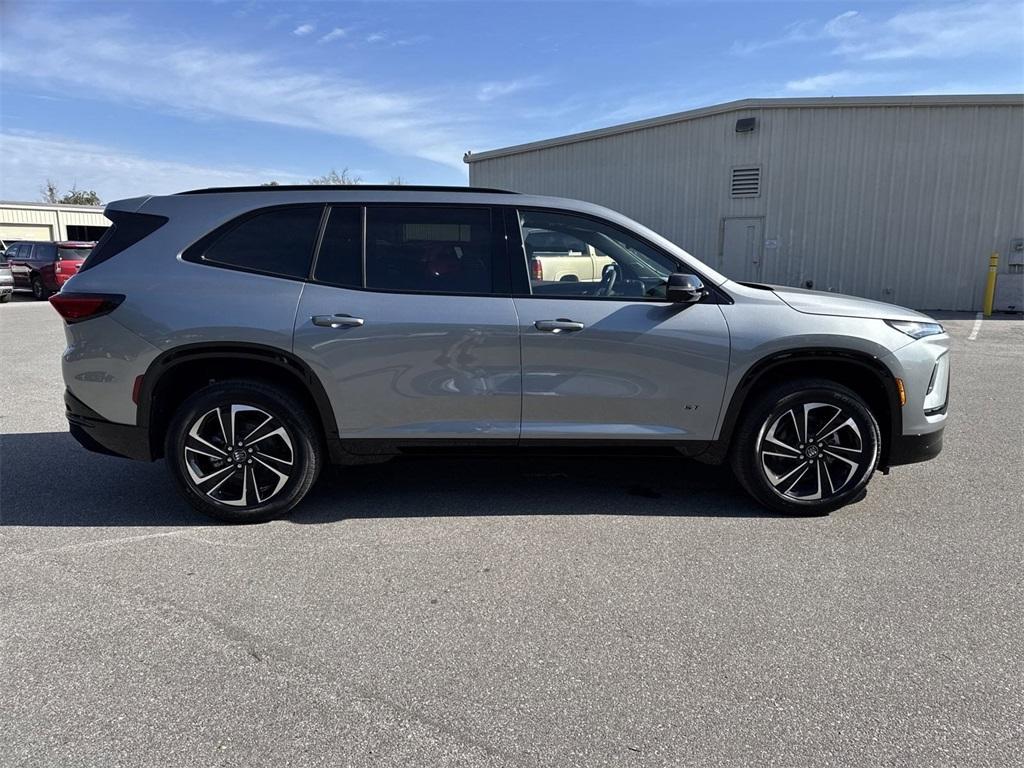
534, 319, 585, 333
312, 314, 364, 329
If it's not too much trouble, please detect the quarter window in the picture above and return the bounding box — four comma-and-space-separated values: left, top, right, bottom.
313, 206, 362, 288
519, 209, 680, 300
200, 206, 322, 279
365, 206, 493, 294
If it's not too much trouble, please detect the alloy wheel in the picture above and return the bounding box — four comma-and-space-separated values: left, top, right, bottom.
757, 402, 867, 502
183, 404, 294, 507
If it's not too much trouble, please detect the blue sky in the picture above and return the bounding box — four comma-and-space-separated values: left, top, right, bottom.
1, 0, 1022, 201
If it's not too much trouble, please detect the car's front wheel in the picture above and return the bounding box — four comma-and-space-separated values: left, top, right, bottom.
165, 380, 322, 523
730, 379, 881, 515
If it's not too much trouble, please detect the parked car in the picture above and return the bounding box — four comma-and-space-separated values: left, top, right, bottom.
51, 186, 949, 523
524, 228, 614, 282
6, 240, 95, 299
0, 250, 13, 303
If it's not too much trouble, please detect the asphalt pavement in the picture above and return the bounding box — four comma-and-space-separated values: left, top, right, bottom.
1, 295, 1021, 767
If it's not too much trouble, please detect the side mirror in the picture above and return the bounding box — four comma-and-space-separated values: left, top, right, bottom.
666, 273, 705, 303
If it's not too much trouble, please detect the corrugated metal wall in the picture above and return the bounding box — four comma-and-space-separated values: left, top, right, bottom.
0, 204, 108, 241
469, 103, 1024, 310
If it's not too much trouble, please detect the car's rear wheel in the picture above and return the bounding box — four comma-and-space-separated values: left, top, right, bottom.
730, 379, 881, 515
0, 293, 11, 303
31, 275, 51, 300
165, 380, 322, 523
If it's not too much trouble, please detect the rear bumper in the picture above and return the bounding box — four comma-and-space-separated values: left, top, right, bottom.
886, 427, 944, 467
65, 389, 152, 461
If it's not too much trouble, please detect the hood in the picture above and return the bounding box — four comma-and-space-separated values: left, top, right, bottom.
743, 283, 934, 322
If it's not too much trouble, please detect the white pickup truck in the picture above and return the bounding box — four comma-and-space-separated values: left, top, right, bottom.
524, 229, 614, 282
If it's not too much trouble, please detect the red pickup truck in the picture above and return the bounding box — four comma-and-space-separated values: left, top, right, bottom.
5, 241, 95, 299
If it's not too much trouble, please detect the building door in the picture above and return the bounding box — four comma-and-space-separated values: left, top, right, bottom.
720, 217, 763, 281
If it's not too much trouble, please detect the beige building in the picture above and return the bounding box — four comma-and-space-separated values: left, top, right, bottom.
0, 201, 109, 244
467, 95, 1024, 311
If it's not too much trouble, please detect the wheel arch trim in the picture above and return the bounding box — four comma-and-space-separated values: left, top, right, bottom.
714, 347, 902, 465
136, 341, 339, 450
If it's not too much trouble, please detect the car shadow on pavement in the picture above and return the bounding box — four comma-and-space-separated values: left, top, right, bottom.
1, 431, 780, 527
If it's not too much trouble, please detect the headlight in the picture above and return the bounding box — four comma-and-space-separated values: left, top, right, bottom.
885, 319, 945, 339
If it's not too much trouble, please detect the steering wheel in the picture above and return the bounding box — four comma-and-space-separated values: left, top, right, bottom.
597, 263, 619, 296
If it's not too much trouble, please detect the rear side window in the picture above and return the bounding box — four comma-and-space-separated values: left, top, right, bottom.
34, 243, 57, 261
81, 211, 168, 272
313, 206, 362, 288
58, 246, 91, 261
365, 206, 493, 294
195, 205, 323, 279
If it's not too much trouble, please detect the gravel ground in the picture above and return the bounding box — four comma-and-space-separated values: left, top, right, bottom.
1, 297, 1021, 768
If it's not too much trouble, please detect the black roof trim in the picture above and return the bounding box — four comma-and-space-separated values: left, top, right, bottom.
176, 184, 519, 196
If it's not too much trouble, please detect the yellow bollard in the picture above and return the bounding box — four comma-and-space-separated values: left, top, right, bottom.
982, 252, 999, 316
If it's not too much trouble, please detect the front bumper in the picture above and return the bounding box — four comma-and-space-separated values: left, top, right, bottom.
887, 426, 944, 466
65, 389, 152, 461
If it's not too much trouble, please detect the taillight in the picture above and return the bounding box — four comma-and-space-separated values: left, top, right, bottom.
49, 293, 125, 323
530, 258, 543, 280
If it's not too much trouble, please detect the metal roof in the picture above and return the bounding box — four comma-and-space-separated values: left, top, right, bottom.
464, 94, 1024, 163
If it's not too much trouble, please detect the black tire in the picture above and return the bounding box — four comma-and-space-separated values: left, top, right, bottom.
730, 378, 881, 515
31, 275, 51, 300
0, 293, 11, 303
165, 380, 322, 523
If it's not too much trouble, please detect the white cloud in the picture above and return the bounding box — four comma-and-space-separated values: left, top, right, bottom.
735, 1, 1024, 62
476, 78, 542, 102
0, 131, 306, 201
293, 23, 314, 37
784, 69, 897, 94
835, 2, 1023, 60
366, 32, 386, 43
0, 12, 476, 171
318, 27, 346, 44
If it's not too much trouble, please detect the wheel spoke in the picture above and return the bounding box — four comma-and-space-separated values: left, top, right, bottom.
821, 459, 836, 495
256, 450, 293, 467
187, 462, 235, 487
783, 464, 811, 493
818, 416, 860, 444
813, 407, 842, 440
786, 408, 803, 444
253, 455, 290, 499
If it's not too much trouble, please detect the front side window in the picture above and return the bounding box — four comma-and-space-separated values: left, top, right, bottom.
365, 206, 493, 294
200, 205, 322, 279
519, 209, 680, 300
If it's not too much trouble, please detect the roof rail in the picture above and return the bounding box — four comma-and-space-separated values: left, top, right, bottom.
176, 184, 519, 195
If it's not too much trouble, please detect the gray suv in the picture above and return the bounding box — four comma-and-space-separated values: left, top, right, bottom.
52, 186, 949, 522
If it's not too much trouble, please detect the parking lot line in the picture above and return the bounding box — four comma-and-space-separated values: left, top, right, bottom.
967, 312, 983, 340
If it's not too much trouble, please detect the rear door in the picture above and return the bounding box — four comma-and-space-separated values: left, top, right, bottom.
8, 244, 31, 287
510, 207, 731, 443
293, 203, 521, 447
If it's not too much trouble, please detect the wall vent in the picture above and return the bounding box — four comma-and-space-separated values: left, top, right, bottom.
731, 167, 761, 198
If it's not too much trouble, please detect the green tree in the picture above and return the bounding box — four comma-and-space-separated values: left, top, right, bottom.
309, 167, 362, 185
40, 179, 102, 205
60, 187, 102, 205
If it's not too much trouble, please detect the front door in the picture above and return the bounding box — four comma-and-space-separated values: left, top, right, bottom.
511, 208, 731, 442
293, 204, 521, 447
720, 217, 763, 281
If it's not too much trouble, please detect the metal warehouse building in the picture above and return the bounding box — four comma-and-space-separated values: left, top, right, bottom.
0, 201, 109, 244
466, 95, 1024, 311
